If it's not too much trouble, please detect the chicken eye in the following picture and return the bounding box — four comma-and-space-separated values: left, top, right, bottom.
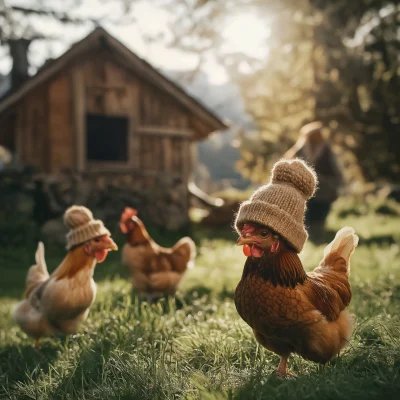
94, 238, 101, 243
260, 231, 270, 238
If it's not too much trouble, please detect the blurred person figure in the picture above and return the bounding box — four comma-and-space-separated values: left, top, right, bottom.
284, 121, 343, 243
0, 145, 12, 170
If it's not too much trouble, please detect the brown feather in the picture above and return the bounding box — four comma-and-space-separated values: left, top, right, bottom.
51, 246, 94, 280
123, 216, 195, 297
235, 227, 357, 369
127, 217, 152, 246
242, 244, 307, 288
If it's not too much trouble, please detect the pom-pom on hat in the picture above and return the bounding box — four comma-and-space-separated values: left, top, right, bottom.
235, 159, 318, 252
64, 205, 111, 250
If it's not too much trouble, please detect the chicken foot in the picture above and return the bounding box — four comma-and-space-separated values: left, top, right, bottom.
277, 356, 288, 374
275, 356, 296, 380
34, 339, 40, 350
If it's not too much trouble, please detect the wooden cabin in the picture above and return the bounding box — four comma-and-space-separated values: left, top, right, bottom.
0, 28, 227, 228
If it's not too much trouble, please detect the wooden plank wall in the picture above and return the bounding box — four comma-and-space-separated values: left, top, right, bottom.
136, 72, 192, 187
71, 67, 85, 172
140, 81, 190, 128
83, 52, 138, 117
48, 74, 74, 173
19, 87, 49, 172
8, 75, 72, 174
4, 48, 195, 192
138, 135, 190, 181
82, 52, 140, 170
80, 52, 193, 184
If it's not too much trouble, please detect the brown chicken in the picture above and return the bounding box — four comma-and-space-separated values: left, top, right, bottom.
235, 224, 358, 377
119, 207, 196, 300
13, 206, 118, 348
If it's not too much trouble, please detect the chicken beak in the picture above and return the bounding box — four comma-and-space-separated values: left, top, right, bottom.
236, 236, 254, 246
104, 236, 118, 251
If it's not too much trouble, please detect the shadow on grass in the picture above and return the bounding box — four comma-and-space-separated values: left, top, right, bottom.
0, 342, 59, 391
232, 359, 400, 400
45, 336, 175, 400
47, 339, 115, 398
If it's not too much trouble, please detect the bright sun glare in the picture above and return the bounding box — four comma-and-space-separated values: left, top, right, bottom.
222, 13, 270, 58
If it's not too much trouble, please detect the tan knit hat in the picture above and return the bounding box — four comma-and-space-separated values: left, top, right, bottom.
235, 159, 318, 252
64, 205, 111, 250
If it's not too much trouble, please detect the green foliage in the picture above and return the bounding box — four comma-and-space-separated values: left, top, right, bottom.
0, 199, 400, 399
0, 215, 37, 248
160, 0, 400, 183
235, 0, 400, 183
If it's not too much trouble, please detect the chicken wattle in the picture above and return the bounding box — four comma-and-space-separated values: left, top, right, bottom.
94, 249, 109, 263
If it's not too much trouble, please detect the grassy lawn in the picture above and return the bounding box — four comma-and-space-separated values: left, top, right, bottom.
0, 198, 399, 399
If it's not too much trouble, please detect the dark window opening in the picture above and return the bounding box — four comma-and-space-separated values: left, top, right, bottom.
0, 113, 16, 152
86, 114, 128, 162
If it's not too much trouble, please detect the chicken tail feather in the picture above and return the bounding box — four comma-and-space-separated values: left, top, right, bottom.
35, 242, 47, 273
172, 237, 196, 271
320, 227, 359, 275
186, 238, 196, 269
24, 242, 50, 298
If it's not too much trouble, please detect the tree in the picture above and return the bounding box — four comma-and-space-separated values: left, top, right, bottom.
157, 0, 400, 184
0, 0, 137, 89
345, 3, 400, 181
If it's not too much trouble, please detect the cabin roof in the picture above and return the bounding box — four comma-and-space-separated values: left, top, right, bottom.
0, 27, 227, 137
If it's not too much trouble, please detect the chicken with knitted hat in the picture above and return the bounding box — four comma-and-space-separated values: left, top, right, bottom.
13, 205, 118, 348
64, 206, 115, 261
235, 158, 317, 254
234, 158, 359, 378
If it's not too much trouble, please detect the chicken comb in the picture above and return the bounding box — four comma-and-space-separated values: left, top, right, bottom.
241, 223, 256, 235
120, 207, 138, 234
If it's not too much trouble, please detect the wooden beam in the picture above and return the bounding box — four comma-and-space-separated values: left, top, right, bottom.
182, 138, 191, 188
163, 137, 172, 171
128, 81, 140, 168
48, 76, 73, 173
84, 164, 182, 177
137, 126, 193, 137
71, 67, 86, 172
87, 85, 126, 93
15, 105, 24, 165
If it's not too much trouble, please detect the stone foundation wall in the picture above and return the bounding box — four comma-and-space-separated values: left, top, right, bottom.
0, 169, 190, 245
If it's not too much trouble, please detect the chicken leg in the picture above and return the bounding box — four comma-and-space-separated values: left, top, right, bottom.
275, 355, 296, 379
277, 356, 288, 375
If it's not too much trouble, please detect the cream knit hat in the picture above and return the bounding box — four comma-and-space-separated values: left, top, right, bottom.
64, 205, 111, 250
235, 159, 318, 253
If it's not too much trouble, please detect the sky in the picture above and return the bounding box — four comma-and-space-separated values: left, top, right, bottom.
1, 0, 270, 85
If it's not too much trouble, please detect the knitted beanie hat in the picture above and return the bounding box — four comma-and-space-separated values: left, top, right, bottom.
64, 205, 111, 250
235, 159, 318, 253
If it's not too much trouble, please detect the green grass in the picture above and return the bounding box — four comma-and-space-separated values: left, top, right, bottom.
1, 199, 400, 399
